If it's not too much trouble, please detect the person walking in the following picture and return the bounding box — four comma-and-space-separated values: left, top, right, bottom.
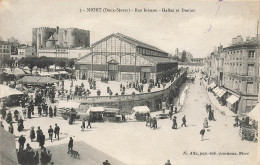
54, 106, 57, 117
39, 132, 45, 148
8, 123, 14, 134
38, 106, 42, 117
54, 124, 60, 140
6, 111, 12, 123
81, 118, 85, 131
200, 128, 205, 141
17, 117, 24, 132
49, 106, 53, 118
172, 116, 177, 129
36, 126, 42, 142
145, 115, 149, 126
181, 115, 187, 127
152, 117, 157, 129
30, 126, 36, 142
203, 118, 208, 128
48, 126, 54, 142
18, 135, 26, 150
87, 118, 91, 128
68, 137, 73, 152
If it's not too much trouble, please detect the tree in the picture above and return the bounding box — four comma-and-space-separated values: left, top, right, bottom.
181, 50, 187, 62
2, 57, 15, 69
172, 55, 179, 61
7, 37, 20, 54
68, 58, 76, 69
20, 57, 37, 74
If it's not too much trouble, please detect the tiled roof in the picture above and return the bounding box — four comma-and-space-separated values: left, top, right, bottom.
92, 33, 168, 54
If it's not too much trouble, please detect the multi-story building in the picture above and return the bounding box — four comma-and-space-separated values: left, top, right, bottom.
76, 33, 178, 82
0, 41, 11, 68
38, 47, 91, 59
221, 36, 259, 114
32, 26, 90, 54
15, 45, 36, 59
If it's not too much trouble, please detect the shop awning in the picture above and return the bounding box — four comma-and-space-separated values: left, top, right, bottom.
247, 103, 259, 121
104, 108, 120, 113
209, 82, 216, 88
213, 87, 220, 93
132, 106, 150, 114
217, 89, 227, 98
226, 95, 240, 104
88, 107, 105, 112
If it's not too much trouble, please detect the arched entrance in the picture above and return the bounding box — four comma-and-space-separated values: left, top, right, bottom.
108, 60, 119, 81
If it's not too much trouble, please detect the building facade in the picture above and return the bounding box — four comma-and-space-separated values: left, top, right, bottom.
38, 47, 91, 59
222, 36, 259, 114
15, 45, 36, 59
76, 33, 178, 82
32, 26, 90, 53
0, 41, 11, 68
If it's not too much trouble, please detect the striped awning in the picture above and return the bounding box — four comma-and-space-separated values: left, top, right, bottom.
217, 89, 227, 97
226, 95, 240, 104
209, 82, 216, 88
213, 87, 220, 93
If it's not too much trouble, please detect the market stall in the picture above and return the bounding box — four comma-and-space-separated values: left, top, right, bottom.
0, 84, 24, 106
103, 108, 121, 122
86, 107, 105, 122
132, 106, 150, 121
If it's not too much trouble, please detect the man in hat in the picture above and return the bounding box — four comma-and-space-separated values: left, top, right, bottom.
30, 126, 36, 142
172, 116, 177, 129
18, 135, 26, 150
54, 124, 60, 140
48, 125, 54, 142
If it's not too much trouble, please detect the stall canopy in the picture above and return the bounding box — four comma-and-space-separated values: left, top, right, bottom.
3, 68, 25, 76
57, 101, 81, 109
132, 106, 150, 113
104, 108, 120, 113
217, 89, 227, 98
209, 82, 216, 89
247, 103, 259, 121
37, 72, 51, 77
18, 76, 59, 85
59, 71, 68, 74
0, 84, 23, 99
226, 95, 240, 104
88, 107, 105, 112
213, 87, 220, 94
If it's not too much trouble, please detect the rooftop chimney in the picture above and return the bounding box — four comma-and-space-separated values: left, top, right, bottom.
56, 26, 59, 34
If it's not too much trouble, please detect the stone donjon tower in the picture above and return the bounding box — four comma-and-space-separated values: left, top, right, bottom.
32, 27, 56, 52
32, 26, 90, 53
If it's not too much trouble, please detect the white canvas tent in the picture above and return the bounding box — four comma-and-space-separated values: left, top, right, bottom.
132, 106, 150, 114
57, 101, 81, 109
0, 84, 23, 99
86, 107, 105, 115
247, 103, 259, 121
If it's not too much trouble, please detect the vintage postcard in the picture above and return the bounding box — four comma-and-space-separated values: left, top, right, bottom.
0, 0, 259, 165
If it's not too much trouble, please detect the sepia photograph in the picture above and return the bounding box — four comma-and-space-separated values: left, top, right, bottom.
0, 0, 259, 165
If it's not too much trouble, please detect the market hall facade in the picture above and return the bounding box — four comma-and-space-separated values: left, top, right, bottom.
75, 33, 177, 83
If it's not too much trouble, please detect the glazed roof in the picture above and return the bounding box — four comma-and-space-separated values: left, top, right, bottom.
92, 33, 168, 54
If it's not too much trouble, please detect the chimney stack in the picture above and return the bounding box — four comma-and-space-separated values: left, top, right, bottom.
56, 26, 59, 34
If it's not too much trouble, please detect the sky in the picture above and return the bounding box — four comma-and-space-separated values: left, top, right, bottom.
0, 0, 259, 58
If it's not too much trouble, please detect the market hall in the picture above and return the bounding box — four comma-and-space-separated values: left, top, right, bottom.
75, 33, 178, 83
